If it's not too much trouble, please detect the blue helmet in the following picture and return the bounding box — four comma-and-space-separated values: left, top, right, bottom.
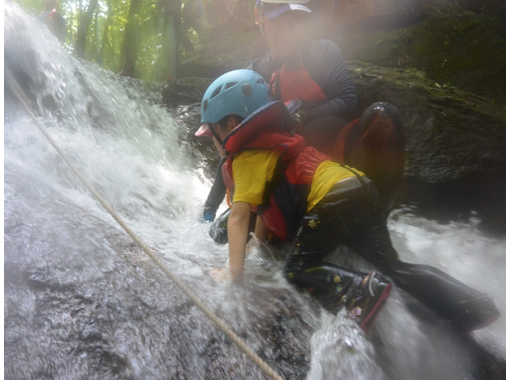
200, 69, 271, 125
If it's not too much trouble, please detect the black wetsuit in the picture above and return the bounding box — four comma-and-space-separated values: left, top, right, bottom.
285, 175, 499, 333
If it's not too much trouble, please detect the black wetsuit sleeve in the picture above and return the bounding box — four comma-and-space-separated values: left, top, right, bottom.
203, 157, 228, 216
302, 40, 360, 123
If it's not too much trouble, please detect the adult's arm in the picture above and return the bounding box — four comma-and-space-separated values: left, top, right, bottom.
203, 157, 227, 220
302, 40, 360, 123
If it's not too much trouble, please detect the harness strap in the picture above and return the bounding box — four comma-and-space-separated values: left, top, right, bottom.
207, 122, 223, 147
257, 154, 291, 215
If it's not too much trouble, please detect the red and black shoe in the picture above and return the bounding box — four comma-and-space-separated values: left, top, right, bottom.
346, 271, 392, 332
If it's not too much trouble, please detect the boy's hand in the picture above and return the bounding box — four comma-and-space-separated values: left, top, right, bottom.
208, 267, 230, 282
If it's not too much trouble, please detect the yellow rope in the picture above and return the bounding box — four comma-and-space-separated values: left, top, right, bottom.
5, 67, 285, 380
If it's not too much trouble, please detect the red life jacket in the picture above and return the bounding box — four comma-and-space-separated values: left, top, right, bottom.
268, 55, 358, 164
269, 56, 327, 103
222, 101, 330, 241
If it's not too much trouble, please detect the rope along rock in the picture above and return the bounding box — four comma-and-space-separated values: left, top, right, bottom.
6, 67, 285, 380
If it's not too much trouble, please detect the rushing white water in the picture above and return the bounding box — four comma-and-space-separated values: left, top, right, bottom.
4, 3, 505, 379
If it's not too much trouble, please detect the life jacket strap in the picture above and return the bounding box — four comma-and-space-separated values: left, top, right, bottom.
257, 156, 291, 215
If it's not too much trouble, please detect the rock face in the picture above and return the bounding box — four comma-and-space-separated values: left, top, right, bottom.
349, 63, 505, 184
345, 63, 505, 231
333, 1, 506, 105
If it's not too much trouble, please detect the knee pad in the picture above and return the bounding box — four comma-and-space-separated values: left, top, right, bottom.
360, 102, 405, 147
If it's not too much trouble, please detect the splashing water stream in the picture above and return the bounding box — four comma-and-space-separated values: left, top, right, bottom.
4, 3, 505, 379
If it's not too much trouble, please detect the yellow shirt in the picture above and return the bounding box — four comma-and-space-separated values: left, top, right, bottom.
232, 150, 279, 205
307, 160, 364, 212
231, 150, 364, 212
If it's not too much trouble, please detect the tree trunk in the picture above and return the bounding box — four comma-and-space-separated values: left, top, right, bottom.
97, 0, 112, 66
161, 14, 178, 83
119, 0, 143, 77
93, 10, 98, 61
158, 0, 182, 84
75, 0, 98, 59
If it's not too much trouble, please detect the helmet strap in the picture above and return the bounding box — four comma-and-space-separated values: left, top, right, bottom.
208, 123, 223, 146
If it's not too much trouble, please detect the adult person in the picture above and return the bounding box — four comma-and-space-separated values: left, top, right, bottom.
201, 0, 360, 223
36, 0, 66, 42
196, 69, 500, 335
251, 0, 360, 126
202, 0, 404, 227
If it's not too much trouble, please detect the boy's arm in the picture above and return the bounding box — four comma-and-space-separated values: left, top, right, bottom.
228, 201, 251, 283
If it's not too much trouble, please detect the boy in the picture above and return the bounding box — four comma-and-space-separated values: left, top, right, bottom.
196, 69, 499, 334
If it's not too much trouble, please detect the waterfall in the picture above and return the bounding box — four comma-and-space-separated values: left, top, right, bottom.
4, 3, 505, 379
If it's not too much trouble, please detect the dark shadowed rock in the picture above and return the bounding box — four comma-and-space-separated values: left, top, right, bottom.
349, 62, 505, 184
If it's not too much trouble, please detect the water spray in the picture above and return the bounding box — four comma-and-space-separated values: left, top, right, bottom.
5, 66, 285, 380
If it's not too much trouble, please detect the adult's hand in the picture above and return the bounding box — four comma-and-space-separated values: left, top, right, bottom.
202, 209, 215, 223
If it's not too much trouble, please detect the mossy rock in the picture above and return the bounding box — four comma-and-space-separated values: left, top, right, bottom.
336, 10, 505, 106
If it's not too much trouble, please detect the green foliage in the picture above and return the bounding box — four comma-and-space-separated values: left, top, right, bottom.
13, 0, 200, 82
335, 4, 506, 106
